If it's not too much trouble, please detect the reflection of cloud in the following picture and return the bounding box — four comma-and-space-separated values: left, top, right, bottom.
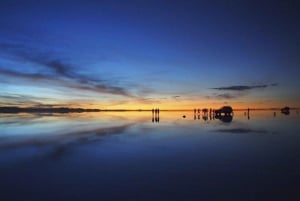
211, 84, 278, 91
214, 128, 274, 134
0, 123, 135, 151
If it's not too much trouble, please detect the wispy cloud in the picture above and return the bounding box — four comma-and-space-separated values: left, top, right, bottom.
216, 93, 238, 99
211, 84, 278, 91
0, 94, 78, 108
205, 91, 246, 100
0, 42, 134, 97
0, 68, 131, 97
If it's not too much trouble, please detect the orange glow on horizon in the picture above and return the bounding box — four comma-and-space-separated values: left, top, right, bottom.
2, 97, 298, 110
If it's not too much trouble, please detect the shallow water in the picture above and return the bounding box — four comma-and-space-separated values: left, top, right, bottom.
1, 111, 300, 201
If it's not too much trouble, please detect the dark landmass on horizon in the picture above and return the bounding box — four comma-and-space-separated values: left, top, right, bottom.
0, 107, 101, 113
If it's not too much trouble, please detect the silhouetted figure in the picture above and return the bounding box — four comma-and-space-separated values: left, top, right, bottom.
194, 108, 196, 114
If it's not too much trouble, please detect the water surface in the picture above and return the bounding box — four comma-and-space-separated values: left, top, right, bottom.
1, 111, 300, 201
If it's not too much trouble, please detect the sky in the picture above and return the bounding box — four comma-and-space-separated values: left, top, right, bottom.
0, 0, 299, 110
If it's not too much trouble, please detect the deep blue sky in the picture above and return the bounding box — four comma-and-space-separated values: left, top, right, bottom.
0, 0, 299, 109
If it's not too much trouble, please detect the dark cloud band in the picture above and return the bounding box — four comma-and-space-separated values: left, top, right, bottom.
211, 84, 278, 91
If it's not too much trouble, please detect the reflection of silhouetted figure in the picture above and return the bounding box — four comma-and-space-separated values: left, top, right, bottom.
152, 109, 154, 122
273, 112, 276, 117
194, 113, 200, 120
247, 108, 250, 120
198, 109, 200, 113
202, 113, 208, 121
153, 108, 159, 123
152, 107, 160, 123
202, 108, 208, 121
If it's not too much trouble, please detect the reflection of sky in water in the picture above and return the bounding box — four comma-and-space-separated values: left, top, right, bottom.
1, 111, 300, 200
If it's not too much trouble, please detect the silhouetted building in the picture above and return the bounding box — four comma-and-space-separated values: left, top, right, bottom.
214, 106, 233, 123
281, 106, 290, 115
214, 106, 233, 116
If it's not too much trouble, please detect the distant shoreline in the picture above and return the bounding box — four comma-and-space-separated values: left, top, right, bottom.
0, 106, 299, 114
0, 107, 101, 114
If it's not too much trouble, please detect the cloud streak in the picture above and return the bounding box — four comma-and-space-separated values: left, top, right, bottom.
0, 68, 131, 97
211, 84, 278, 91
